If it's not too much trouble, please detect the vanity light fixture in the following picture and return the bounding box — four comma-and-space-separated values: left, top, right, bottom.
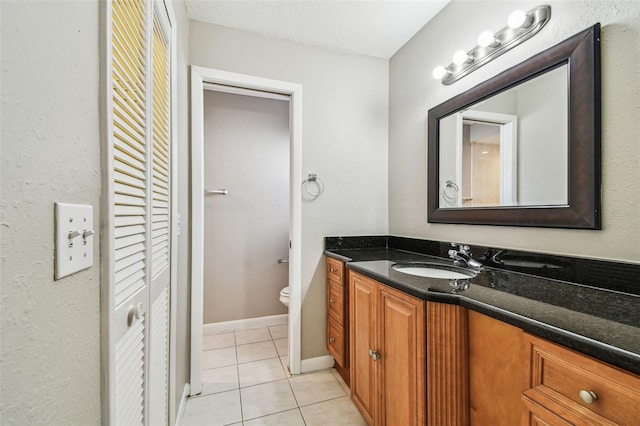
432, 5, 551, 85
452, 50, 473, 65
477, 31, 499, 48
432, 66, 449, 79
507, 10, 532, 29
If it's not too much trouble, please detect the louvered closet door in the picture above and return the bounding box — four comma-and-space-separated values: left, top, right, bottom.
147, 6, 171, 426
105, 1, 172, 425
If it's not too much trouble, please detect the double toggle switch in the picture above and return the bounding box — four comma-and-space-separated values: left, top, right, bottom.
68, 228, 95, 247
55, 202, 94, 280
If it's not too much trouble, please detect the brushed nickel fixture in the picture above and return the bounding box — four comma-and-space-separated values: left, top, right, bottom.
433, 5, 551, 85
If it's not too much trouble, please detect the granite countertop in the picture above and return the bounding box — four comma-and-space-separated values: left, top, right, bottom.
325, 248, 640, 376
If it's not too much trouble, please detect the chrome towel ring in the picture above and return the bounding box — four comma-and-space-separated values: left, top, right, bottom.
302, 173, 325, 200
443, 180, 459, 203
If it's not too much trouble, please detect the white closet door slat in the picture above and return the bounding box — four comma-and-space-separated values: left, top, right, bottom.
115, 318, 145, 426
115, 240, 145, 259
148, 288, 169, 425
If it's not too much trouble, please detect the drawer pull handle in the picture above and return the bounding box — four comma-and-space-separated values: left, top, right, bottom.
330, 268, 337, 273
368, 349, 381, 361
579, 390, 598, 404
329, 337, 336, 343
330, 299, 336, 304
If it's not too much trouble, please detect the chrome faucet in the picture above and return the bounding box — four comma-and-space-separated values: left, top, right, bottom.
448, 243, 483, 269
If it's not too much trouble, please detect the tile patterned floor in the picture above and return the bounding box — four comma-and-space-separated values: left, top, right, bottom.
182, 322, 367, 426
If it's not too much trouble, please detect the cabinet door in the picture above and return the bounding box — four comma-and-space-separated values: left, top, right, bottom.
469, 310, 524, 426
522, 396, 575, 426
350, 273, 377, 426
378, 286, 426, 426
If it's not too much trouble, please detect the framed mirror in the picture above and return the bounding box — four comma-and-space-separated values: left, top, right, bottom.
428, 24, 601, 229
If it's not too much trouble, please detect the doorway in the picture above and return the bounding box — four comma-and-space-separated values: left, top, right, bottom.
190, 67, 302, 395
202, 89, 289, 323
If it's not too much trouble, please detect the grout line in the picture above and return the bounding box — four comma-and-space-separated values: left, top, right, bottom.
234, 331, 245, 423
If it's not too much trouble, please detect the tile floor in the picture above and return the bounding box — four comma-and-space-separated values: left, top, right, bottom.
182, 322, 367, 426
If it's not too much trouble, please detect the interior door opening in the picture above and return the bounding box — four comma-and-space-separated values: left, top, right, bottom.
202, 89, 290, 324
190, 67, 302, 395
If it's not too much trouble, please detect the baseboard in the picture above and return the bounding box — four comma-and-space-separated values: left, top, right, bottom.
175, 383, 190, 426
203, 313, 288, 334
300, 355, 335, 373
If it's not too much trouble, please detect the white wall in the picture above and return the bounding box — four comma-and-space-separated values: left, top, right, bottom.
1, 1, 101, 424
189, 22, 389, 358
203, 91, 289, 323
389, 0, 640, 262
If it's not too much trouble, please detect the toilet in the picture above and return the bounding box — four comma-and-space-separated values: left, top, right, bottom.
279, 286, 290, 307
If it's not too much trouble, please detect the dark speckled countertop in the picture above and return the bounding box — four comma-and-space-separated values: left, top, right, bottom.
324, 247, 640, 376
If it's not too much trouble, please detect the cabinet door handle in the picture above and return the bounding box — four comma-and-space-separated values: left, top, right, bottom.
578, 390, 598, 404
329, 337, 336, 343
329, 299, 336, 304
330, 268, 337, 273
368, 349, 381, 361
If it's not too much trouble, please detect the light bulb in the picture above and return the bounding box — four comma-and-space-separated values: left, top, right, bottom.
432, 66, 448, 79
477, 30, 498, 48
508, 10, 531, 29
453, 50, 472, 65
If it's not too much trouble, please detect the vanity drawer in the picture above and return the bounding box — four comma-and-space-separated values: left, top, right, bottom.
327, 279, 345, 324
327, 316, 346, 367
326, 257, 344, 285
523, 333, 640, 425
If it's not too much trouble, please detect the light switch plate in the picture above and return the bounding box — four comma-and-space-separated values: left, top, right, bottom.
55, 202, 94, 280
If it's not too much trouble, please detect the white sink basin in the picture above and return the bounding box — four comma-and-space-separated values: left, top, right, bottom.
392, 263, 477, 280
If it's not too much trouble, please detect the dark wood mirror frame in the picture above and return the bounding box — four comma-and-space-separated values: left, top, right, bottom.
428, 24, 601, 229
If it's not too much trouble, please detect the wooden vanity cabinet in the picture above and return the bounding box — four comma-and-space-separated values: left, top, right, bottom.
522, 333, 640, 425
426, 306, 525, 425
350, 271, 426, 426
325, 257, 349, 384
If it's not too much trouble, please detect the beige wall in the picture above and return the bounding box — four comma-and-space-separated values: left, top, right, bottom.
189, 22, 390, 359
1, 1, 102, 424
389, 0, 640, 263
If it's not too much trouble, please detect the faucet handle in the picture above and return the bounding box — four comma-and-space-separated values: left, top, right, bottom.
451, 242, 471, 255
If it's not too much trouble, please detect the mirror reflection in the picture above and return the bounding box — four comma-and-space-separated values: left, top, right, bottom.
438, 65, 568, 208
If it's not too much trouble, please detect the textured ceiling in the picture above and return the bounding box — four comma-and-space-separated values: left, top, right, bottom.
185, 0, 450, 59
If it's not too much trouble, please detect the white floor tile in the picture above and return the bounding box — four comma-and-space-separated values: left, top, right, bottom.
203, 331, 235, 350
331, 368, 350, 395
300, 396, 368, 426
182, 390, 242, 426
240, 380, 297, 420
238, 357, 286, 388
237, 340, 278, 364
202, 347, 237, 370
268, 324, 288, 340
243, 408, 305, 426
235, 327, 272, 345
289, 370, 346, 407
274, 337, 288, 356
201, 365, 239, 395
191, 319, 365, 426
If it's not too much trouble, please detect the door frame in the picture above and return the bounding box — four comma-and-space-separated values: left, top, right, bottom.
455, 110, 518, 206
189, 66, 302, 395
